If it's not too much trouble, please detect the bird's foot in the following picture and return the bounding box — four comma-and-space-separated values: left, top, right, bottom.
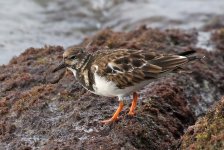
128, 92, 138, 116
100, 117, 118, 124
128, 111, 135, 116
100, 101, 124, 124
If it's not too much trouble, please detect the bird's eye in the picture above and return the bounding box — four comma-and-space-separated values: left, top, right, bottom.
70, 55, 76, 59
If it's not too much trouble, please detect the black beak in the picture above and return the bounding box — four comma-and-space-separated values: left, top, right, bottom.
52, 62, 67, 73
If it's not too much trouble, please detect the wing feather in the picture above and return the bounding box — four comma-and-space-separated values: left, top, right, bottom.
92, 49, 189, 88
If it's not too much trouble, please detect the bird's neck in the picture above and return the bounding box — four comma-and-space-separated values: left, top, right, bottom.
77, 53, 92, 71
75, 53, 95, 92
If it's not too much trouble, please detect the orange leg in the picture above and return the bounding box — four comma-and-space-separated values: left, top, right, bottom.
128, 92, 138, 116
101, 101, 124, 124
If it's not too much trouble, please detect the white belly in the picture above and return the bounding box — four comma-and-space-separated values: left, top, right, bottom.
92, 73, 151, 99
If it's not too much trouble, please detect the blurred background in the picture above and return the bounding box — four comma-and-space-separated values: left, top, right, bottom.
1, 0, 224, 64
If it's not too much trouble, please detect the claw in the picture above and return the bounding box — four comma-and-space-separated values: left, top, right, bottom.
100, 118, 118, 124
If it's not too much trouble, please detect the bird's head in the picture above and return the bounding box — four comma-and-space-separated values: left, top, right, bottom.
53, 46, 87, 72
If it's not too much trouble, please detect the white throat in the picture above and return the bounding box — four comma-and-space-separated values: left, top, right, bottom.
67, 67, 77, 77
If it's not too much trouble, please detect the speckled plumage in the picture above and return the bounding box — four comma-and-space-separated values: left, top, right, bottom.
91, 49, 188, 89
56, 47, 194, 97
53, 47, 198, 123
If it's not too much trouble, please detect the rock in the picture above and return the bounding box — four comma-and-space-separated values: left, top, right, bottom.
180, 97, 224, 149
0, 27, 223, 149
212, 28, 224, 51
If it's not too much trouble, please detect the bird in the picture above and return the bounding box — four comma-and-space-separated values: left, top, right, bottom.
53, 46, 200, 124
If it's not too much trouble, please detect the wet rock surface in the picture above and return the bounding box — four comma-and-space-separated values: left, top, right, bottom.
0, 27, 223, 149
181, 97, 224, 149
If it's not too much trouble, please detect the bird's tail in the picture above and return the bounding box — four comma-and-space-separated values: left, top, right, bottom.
178, 50, 196, 56
171, 50, 205, 74
178, 50, 205, 63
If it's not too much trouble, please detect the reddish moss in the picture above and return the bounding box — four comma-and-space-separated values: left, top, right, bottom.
0, 27, 223, 149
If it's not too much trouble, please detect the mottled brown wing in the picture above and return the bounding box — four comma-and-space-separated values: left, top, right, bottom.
142, 54, 188, 79
92, 49, 188, 89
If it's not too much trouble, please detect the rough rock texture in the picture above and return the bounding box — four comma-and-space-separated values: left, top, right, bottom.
181, 97, 224, 149
212, 28, 224, 51
0, 27, 223, 149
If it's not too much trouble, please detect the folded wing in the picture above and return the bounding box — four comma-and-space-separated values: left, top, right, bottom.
92, 49, 191, 89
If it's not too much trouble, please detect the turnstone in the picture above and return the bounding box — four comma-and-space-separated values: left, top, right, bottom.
53, 47, 199, 124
